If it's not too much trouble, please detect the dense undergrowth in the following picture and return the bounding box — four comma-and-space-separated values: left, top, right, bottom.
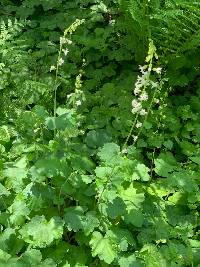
0, 0, 200, 266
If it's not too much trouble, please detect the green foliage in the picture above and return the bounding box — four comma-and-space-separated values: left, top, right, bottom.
0, 0, 200, 266
118, 0, 200, 58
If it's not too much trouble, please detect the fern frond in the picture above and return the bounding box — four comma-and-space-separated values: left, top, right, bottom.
118, 0, 200, 57
0, 18, 26, 45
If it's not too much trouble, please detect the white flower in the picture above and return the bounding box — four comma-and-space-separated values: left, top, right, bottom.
151, 81, 158, 88
134, 87, 141, 95
60, 37, 66, 45
66, 39, 72, 44
131, 100, 142, 114
76, 100, 82, 106
136, 76, 143, 84
131, 108, 137, 114
139, 65, 147, 74
153, 67, 162, 74
122, 148, 128, 154
63, 48, 69, 56
139, 109, 147, 116
58, 58, 64, 66
67, 93, 73, 99
136, 122, 142, 128
134, 82, 142, 95
50, 65, 56, 72
139, 92, 148, 101
132, 99, 141, 109
132, 135, 138, 142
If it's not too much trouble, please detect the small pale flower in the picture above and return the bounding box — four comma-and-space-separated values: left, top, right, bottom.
50, 65, 56, 72
66, 39, 72, 44
136, 76, 143, 83
131, 108, 137, 114
132, 99, 142, 109
132, 135, 138, 142
60, 37, 66, 45
63, 48, 69, 56
122, 148, 128, 154
136, 122, 142, 128
138, 73, 150, 87
139, 109, 147, 116
76, 100, 82, 106
153, 67, 162, 74
58, 58, 64, 66
67, 93, 73, 99
151, 81, 158, 88
139, 92, 148, 101
131, 99, 142, 114
134, 87, 141, 95
134, 82, 142, 95
139, 65, 147, 74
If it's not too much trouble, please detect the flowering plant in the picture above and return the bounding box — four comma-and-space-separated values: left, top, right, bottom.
124, 40, 163, 147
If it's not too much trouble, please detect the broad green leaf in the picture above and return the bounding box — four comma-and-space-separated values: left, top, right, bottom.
0, 126, 10, 143
71, 155, 95, 173
0, 183, 10, 196
132, 163, 150, 182
163, 140, 173, 149
35, 157, 68, 178
154, 152, 179, 177
189, 240, 200, 266
64, 206, 85, 232
3, 157, 28, 192
124, 209, 144, 227
85, 129, 112, 148
167, 170, 198, 192
0, 144, 5, 153
45, 110, 76, 131
106, 227, 135, 252
190, 156, 200, 165
0, 227, 23, 256
97, 142, 121, 165
0, 249, 11, 262
64, 207, 99, 235
119, 185, 145, 209
33, 105, 49, 120
119, 254, 142, 267
38, 258, 56, 267
140, 244, 167, 267
19, 216, 64, 248
8, 193, 30, 225
106, 197, 126, 219
95, 166, 112, 179
90, 231, 116, 264
21, 249, 42, 266
179, 140, 196, 156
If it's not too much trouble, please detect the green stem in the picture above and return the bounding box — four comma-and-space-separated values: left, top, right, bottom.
123, 112, 139, 149
53, 42, 63, 137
